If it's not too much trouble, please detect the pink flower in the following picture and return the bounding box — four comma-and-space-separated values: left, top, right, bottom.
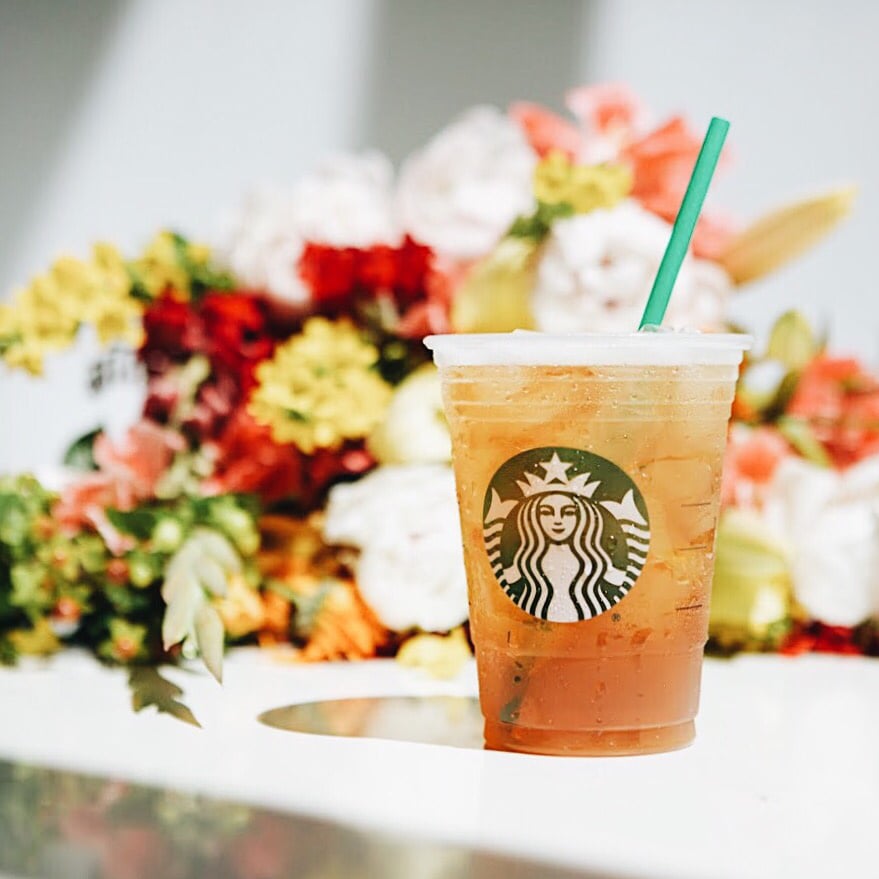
722, 426, 791, 508
565, 82, 646, 138
92, 421, 184, 502
54, 421, 184, 552
508, 102, 582, 159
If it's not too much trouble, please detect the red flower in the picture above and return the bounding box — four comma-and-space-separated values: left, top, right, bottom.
140, 290, 279, 385
202, 410, 305, 504
392, 236, 434, 304
299, 245, 360, 312
622, 117, 734, 259
140, 289, 284, 440
140, 292, 199, 369
357, 244, 399, 293
786, 356, 879, 468
298, 236, 438, 333
202, 409, 375, 509
780, 622, 864, 656
200, 292, 276, 392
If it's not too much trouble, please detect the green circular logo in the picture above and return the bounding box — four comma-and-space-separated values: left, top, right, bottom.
483, 447, 650, 622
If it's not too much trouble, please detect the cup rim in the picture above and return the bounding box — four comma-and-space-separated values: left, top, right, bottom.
424, 330, 752, 367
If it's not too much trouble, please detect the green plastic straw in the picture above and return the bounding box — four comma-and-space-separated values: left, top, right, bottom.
638, 116, 730, 329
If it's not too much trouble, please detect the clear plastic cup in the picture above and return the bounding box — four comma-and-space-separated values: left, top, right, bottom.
426, 331, 750, 756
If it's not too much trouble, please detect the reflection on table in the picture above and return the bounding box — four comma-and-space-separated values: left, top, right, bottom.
0, 759, 607, 879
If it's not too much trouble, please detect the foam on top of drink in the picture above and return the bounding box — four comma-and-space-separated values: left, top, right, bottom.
425, 330, 751, 367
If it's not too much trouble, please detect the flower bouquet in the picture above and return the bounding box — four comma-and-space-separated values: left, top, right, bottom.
711, 311, 879, 655
0, 84, 865, 716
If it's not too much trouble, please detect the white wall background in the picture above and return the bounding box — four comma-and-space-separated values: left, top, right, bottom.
1, 0, 875, 470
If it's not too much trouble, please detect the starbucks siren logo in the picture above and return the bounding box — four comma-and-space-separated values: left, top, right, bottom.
483, 447, 650, 622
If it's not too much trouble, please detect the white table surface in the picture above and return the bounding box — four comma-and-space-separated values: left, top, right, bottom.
0, 650, 875, 879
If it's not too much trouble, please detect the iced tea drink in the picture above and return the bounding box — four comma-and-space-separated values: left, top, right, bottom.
426, 332, 749, 756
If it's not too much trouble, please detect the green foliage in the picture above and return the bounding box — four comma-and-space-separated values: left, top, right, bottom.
507, 200, 575, 242
128, 665, 201, 727
766, 310, 823, 371
0, 474, 261, 676
287, 578, 334, 642
777, 415, 832, 467
106, 507, 160, 540
62, 427, 101, 471
160, 527, 243, 683
169, 231, 236, 299
735, 310, 823, 426
708, 510, 793, 653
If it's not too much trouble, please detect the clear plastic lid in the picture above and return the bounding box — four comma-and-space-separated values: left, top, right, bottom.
425, 330, 752, 367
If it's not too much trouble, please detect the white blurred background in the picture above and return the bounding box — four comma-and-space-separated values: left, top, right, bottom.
1, 0, 876, 470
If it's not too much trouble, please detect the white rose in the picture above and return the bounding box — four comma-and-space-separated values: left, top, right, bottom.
217, 152, 398, 305
532, 200, 731, 333
367, 365, 451, 465
396, 106, 536, 260
293, 152, 399, 247
761, 457, 879, 626
323, 465, 468, 633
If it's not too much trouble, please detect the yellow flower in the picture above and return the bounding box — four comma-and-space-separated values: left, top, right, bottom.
249, 318, 393, 452
0, 243, 141, 374
215, 574, 266, 639
127, 230, 217, 300
533, 150, 632, 213
8, 619, 62, 657
396, 627, 472, 679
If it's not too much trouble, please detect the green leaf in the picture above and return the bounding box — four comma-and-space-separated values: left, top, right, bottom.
194, 604, 224, 684
766, 311, 821, 371
0, 495, 30, 547
0, 635, 17, 665
10, 563, 51, 617
160, 529, 240, 681
128, 666, 201, 728
106, 507, 159, 540
507, 200, 574, 242
777, 416, 832, 467
104, 584, 151, 615
171, 230, 236, 299
62, 428, 102, 471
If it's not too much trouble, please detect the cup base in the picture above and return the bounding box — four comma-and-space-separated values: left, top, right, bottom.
483, 718, 695, 757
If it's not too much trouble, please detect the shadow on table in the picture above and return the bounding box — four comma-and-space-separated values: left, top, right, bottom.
0, 759, 616, 879
259, 695, 485, 749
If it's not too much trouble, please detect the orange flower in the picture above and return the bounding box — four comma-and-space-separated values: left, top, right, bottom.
297, 578, 389, 662
257, 590, 292, 646
622, 117, 734, 259
508, 101, 582, 159
261, 571, 389, 662
786, 356, 879, 468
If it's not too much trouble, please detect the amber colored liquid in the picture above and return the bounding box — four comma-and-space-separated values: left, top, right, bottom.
441, 363, 737, 756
